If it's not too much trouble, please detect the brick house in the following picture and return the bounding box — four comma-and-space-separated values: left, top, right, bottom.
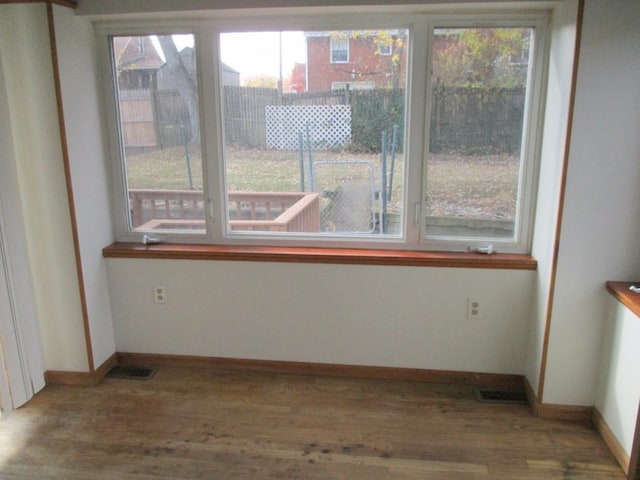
304, 30, 408, 92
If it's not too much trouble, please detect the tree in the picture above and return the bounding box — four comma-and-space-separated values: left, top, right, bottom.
244, 75, 278, 88
432, 28, 531, 88
288, 63, 306, 93
371, 30, 406, 89
157, 35, 200, 144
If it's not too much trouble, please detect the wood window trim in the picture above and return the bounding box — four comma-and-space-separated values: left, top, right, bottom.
1, 0, 78, 8
103, 242, 537, 270
606, 281, 640, 319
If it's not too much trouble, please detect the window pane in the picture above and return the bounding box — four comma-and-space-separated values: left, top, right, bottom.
426, 27, 532, 241
220, 30, 408, 237
330, 35, 349, 63
111, 34, 205, 234
378, 41, 392, 56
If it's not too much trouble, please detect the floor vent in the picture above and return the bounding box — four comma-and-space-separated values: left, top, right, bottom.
475, 389, 529, 404
106, 365, 156, 380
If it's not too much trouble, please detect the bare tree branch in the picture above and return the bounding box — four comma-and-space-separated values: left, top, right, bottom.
157, 35, 200, 144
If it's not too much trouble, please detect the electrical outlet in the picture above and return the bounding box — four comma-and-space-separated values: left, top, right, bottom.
154, 286, 167, 304
467, 298, 480, 320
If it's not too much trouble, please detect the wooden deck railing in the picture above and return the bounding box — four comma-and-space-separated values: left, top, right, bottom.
129, 189, 320, 233
129, 189, 205, 227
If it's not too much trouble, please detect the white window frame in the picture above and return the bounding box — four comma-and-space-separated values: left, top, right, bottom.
99, 24, 206, 245
330, 34, 349, 63
98, 10, 549, 254
421, 16, 547, 253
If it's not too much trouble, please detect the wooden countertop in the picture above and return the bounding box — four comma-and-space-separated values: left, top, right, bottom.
606, 281, 640, 318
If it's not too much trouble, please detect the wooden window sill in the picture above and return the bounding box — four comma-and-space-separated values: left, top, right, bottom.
606, 281, 640, 318
103, 242, 537, 270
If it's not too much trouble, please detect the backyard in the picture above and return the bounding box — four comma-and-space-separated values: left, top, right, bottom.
124, 145, 519, 224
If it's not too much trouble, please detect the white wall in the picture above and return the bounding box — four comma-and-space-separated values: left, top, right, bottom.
0, 4, 89, 372
91, 0, 548, 378
75, 0, 540, 376
526, 0, 578, 397
596, 297, 640, 456
47, 0, 639, 404
108, 259, 534, 374
75, 0, 562, 17
53, 5, 117, 369
542, 0, 640, 405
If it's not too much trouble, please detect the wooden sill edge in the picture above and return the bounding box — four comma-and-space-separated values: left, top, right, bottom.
103, 242, 537, 270
606, 281, 640, 318
6, 0, 78, 8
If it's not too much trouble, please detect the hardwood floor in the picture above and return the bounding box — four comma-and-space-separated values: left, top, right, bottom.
0, 367, 625, 479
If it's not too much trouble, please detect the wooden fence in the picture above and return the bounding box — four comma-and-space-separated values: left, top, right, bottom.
223, 85, 525, 154
119, 89, 157, 148
430, 86, 525, 154
223, 87, 348, 149
119, 89, 190, 150
222, 87, 277, 148
120, 85, 526, 154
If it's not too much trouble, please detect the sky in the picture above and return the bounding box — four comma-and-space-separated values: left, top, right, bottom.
153, 32, 306, 83
219, 31, 306, 81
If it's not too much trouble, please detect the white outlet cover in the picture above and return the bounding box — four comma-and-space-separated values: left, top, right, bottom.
154, 286, 166, 303
467, 298, 480, 319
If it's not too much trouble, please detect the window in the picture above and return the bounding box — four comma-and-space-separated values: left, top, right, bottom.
104, 13, 547, 254
331, 81, 375, 91
425, 26, 535, 245
109, 34, 205, 235
377, 41, 392, 56
330, 34, 349, 63
220, 29, 407, 237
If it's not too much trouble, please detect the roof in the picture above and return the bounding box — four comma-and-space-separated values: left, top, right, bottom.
113, 36, 165, 71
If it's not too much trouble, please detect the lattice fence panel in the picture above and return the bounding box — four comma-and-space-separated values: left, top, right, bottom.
265, 105, 351, 150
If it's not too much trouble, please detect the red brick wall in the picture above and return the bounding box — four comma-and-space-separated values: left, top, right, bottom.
306, 34, 407, 92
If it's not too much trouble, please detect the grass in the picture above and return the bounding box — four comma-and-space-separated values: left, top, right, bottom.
426, 153, 519, 219
124, 145, 519, 220
125, 147, 205, 190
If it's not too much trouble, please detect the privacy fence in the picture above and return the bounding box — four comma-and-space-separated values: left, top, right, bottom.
120, 85, 525, 154
223, 86, 404, 152
429, 85, 525, 154
119, 89, 191, 151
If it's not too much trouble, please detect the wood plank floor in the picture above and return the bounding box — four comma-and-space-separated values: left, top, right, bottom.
0, 367, 625, 479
